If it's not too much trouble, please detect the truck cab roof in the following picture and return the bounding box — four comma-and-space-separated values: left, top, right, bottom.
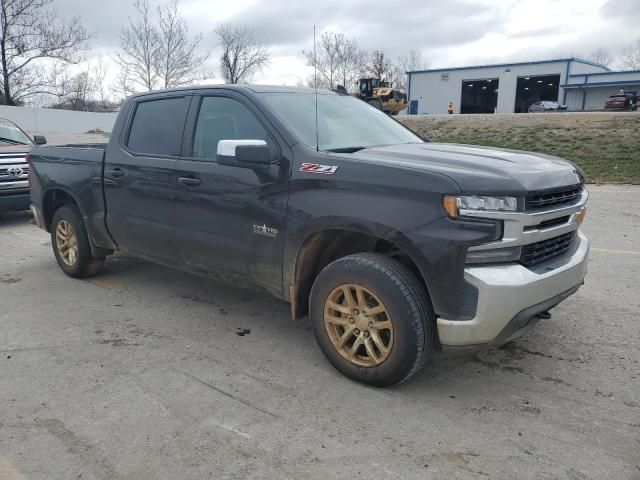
128, 84, 334, 100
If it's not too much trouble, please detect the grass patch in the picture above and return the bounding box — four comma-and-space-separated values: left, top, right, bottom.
399, 113, 640, 183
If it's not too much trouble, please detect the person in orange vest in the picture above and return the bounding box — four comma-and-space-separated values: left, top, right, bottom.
447, 102, 454, 114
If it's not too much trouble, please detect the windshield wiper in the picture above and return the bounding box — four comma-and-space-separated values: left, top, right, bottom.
325, 146, 367, 153
0, 136, 27, 145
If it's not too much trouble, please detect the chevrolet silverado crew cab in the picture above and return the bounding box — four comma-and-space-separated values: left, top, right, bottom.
0, 118, 46, 213
29, 86, 589, 386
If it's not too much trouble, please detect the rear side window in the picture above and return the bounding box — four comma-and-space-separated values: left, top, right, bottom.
127, 97, 189, 156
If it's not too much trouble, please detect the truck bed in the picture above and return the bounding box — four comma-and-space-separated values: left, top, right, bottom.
29, 144, 110, 248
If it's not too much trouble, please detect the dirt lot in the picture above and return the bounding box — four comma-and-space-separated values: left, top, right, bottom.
1, 185, 639, 480
399, 112, 640, 183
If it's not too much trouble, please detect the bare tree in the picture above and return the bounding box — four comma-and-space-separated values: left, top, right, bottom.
116, 0, 209, 94
111, 63, 136, 103
303, 31, 340, 89
47, 63, 97, 110
93, 53, 109, 104
116, 0, 160, 91
368, 50, 393, 81
215, 23, 270, 84
336, 36, 365, 89
66, 69, 94, 110
156, 0, 209, 88
588, 48, 612, 67
397, 49, 428, 74
621, 39, 640, 71
303, 31, 364, 91
0, 0, 90, 105
394, 49, 429, 91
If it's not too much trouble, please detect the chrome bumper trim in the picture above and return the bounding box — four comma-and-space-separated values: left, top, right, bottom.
437, 230, 589, 346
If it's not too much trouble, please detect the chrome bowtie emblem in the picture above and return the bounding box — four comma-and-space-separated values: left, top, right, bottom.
7, 166, 24, 176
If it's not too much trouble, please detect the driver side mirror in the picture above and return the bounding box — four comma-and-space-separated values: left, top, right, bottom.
33, 135, 47, 145
217, 139, 274, 169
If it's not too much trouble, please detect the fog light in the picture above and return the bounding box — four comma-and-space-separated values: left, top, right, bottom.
575, 207, 586, 226
466, 246, 522, 264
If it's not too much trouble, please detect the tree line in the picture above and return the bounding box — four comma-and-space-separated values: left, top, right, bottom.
1, 0, 639, 110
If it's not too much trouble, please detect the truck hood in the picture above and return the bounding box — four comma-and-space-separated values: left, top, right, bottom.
0, 144, 31, 154
350, 142, 582, 193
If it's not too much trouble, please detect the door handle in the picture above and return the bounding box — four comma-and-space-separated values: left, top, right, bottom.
107, 167, 125, 178
178, 176, 201, 186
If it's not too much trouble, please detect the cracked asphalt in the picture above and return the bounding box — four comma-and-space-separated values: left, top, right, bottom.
1, 185, 638, 480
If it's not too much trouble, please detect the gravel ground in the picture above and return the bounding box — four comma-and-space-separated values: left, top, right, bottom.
0, 185, 639, 480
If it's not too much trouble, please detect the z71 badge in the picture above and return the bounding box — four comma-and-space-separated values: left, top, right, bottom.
299, 163, 339, 175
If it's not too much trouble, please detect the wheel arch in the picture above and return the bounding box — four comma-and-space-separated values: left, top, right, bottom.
42, 187, 84, 232
286, 219, 431, 320
42, 187, 113, 258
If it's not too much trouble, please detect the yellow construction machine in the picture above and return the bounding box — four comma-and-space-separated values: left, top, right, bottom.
355, 78, 408, 115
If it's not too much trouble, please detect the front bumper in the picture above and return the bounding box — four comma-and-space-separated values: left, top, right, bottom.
0, 192, 31, 212
437, 230, 589, 348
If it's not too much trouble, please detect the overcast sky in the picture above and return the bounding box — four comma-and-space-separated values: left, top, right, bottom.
54, 0, 640, 90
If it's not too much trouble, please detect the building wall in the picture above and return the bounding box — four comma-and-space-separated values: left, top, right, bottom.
563, 69, 640, 110
568, 70, 640, 84
0, 105, 118, 134
567, 61, 609, 76
408, 59, 610, 114
566, 85, 640, 110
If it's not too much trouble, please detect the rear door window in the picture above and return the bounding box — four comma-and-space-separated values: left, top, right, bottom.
127, 97, 189, 156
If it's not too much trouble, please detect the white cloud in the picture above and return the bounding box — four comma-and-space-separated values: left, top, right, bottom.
33, 0, 640, 100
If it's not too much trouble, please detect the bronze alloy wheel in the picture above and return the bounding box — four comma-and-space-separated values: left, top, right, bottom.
324, 284, 394, 367
55, 220, 79, 266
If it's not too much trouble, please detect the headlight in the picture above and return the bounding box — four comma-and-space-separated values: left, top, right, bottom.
443, 195, 517, 218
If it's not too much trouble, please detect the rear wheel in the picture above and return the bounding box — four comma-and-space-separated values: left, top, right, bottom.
310, 253, 435, 387
51, 205, 104, 278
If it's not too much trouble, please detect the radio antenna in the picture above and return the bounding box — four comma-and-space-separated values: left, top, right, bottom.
313, 25, 319, 152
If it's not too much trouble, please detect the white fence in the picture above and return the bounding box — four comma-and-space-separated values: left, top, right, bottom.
0, 105, 118, 134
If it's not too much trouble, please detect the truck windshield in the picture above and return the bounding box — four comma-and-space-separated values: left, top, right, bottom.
0, 119, 31, 145
260, 92, 422, 152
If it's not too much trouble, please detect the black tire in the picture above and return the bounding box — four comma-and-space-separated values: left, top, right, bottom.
51, 205, 104, 278
368, 99, 382, 110
309, 253, 435, 387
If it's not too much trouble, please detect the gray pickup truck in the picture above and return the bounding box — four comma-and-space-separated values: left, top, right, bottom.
0, 118, 46, 213
29, 85, 589, 386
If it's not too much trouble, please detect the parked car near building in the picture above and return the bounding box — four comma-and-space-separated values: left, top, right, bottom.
29, 85, 589, 386
0, 118, 46, 214
604, 92, 638, 111
527, 101, 568, 113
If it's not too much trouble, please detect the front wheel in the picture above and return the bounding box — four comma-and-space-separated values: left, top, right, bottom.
309, 253, 436, 387
51, 205, 104, 278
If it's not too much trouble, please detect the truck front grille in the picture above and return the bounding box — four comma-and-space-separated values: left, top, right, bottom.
520, 232, 576, 267
0, 165, 29, 180
526, 185, 583, 211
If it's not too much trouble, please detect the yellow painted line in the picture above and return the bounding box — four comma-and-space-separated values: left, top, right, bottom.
591, 247, 640, 256
88, 278, 125, 290
0, 455, 26, 480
